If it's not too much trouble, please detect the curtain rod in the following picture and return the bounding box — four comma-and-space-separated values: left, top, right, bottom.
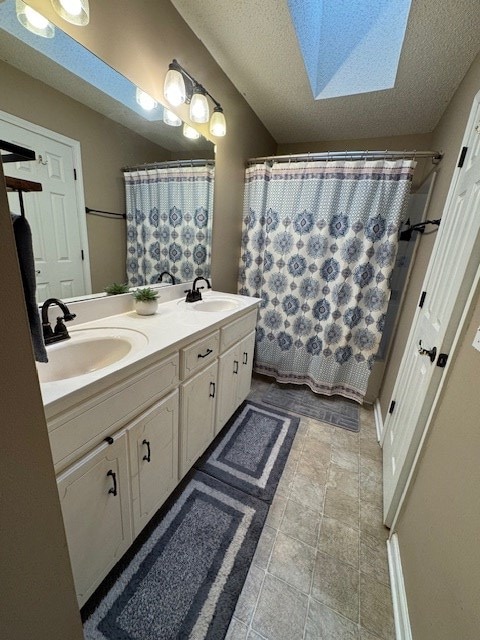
122, 159, 215, 172
247, 150, 443, 165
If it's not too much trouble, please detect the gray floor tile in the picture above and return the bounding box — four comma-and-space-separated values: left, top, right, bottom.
247, 631, 266, 640
324, 487, 359, 529
360, 501, 389, 541
280, 498, 321, 546
360, 532, 390, 586
296, 454, 329, 485
226, 617, 250, 640
253, 525, 276, 570
302, 438, 332, 466
306, 599, 359, 639
268, 531, 316, 594
318, 517, 360, 568
234, 564, 265, 625
332, 428, 360, 454
252, 573, 308, 640
359, 628, 384, 640
359, 435, 382, 463
331, 448, 359, 472
327, 463, 359, 499
290, 470, 325, 512
305, 419, 333, 444
266, 493, 288, 529
312, 551, 360, 623
359, 573, 395, 639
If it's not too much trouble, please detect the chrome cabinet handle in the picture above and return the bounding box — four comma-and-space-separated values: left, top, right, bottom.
107, 469, 117, 496
418, 340, 437, 363
142, 439, 151, 462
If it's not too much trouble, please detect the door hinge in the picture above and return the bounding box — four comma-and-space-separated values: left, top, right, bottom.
436, 353, 449, 368
74, 168, 77, 180
81, 249, 84, 260
457, 146, 468, 168
419, 291, 427, 308
389, 400, 396, 414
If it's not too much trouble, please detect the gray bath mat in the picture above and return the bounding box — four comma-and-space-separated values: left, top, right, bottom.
82, 470, 268, 640
196, 400, 300, 503
262, 383, 360, 432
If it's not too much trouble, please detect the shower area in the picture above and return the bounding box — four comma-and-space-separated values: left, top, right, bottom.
239, 151, 440, 404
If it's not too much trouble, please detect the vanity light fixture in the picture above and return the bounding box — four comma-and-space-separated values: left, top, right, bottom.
135, 88, 157, 111
163, 108, 182, 127
164, 59, 226, 136
16, 0, 55, 37
183, 123, 200, 140
51, 0, 89, 26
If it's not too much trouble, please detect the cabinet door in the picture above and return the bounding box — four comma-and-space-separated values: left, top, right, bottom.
180, 360, 218, 477
57, 433, 132, 607
236, 331, 256, 408
128, 390, 179, 538
216, 342, 240, 434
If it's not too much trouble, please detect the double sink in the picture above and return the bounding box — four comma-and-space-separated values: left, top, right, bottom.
37, 294, 243, 384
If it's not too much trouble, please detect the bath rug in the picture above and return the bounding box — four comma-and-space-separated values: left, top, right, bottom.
82, 470, 268, 640
262, 383, 360, 432
195, 400, 299, 503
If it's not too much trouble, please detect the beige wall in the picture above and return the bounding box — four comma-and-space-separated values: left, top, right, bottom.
0, 59, 170, 292
27, 0, 276, 293
378, 50, 480, 418
0, 163, 83, 639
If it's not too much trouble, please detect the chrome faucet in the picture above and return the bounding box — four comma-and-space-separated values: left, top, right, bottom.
157, 270, 176, 285
184, 276, 212, 303
41, 298, 76, 345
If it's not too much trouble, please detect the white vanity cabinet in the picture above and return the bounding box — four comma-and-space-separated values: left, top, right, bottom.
127, 390, 179, 538
56, 432, 132, 607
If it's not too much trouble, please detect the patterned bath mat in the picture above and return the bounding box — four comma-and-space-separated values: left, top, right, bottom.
82, 470, 268, 640
262, 383, 360, 432
195, 400, 299, 503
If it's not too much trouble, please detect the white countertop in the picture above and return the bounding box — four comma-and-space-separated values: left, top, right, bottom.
38, 291, 259, 418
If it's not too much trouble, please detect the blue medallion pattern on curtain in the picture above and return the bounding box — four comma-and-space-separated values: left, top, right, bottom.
124, 164, 214, 285
239, 160, 415, 402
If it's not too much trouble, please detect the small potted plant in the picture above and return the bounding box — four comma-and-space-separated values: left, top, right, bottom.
132, 287, 159, 315
105, 282, 129, 295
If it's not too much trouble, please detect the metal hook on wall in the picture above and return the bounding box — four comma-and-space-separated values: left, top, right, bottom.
37, 154, 48, 165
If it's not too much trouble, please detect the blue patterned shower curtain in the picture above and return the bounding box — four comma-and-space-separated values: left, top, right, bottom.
124, 163, 214, 285
239, 160, 415, 402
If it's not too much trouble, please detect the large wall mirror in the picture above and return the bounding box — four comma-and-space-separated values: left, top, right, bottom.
0, 0, 215, 303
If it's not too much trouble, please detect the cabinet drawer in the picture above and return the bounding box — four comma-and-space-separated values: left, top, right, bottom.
180, 330, 219, 380
220, 309, 258, 352
49, 353, 179, 472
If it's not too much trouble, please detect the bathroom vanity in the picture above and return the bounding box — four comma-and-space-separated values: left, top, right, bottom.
38, 291, 259, 606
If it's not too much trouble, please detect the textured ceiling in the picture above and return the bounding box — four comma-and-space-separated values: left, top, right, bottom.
171, 0, 480, 143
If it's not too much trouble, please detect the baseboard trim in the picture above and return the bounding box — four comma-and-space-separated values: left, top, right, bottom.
374, 399, 384, 442
387, 534, 412, 640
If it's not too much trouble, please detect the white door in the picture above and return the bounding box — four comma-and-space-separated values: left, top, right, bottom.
0, 112, 90, 300
383, 91, 480, 527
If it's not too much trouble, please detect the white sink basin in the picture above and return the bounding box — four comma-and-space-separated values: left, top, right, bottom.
37, 327, 148, 383
191, 298, 241, 312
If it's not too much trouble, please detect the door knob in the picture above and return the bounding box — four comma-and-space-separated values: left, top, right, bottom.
418, 340, 437, 363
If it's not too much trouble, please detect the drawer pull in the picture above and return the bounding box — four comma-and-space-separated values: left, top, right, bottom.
104, 436, 114, 445
209, 381, 216, 398
142, 439, 151, 462
243, 352, 248, 365
198, 348, 213, 359
233, 360, 239, 374
107, 470, 117, 496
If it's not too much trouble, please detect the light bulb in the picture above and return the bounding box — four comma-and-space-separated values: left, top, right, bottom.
51, 0, 89, 25
16, 0, 55, 37
136, 88, 157, 111
209, 108, 226, 137
190, 90, 209, 124
164, 68, 186, 107
183, 124, 200, 140
163, 109, 182, 127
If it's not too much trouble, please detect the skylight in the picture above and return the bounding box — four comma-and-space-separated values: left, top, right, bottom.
287, 0, 412, 99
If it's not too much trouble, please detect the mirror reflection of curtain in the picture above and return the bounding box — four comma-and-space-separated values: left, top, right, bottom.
239, 159, 415, 402
124, 163, 214, 285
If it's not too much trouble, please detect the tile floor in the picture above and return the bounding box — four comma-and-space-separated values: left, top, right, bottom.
225, 375, 394, 640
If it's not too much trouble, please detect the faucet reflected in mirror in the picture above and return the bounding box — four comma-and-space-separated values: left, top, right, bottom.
0, 0, 215, 303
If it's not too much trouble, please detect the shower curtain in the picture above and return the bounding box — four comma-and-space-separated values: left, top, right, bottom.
124, 163, 214, 286
239, 159, 415, 402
